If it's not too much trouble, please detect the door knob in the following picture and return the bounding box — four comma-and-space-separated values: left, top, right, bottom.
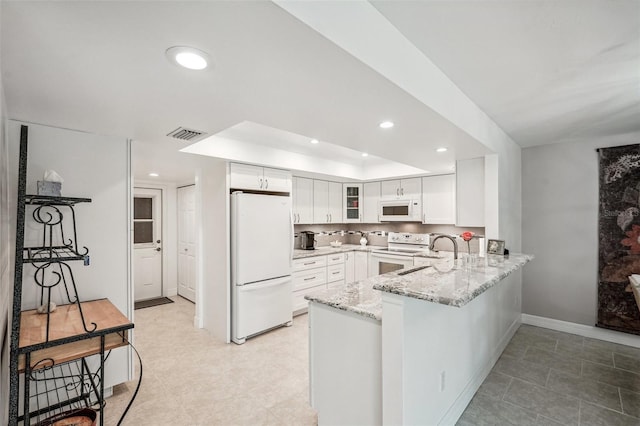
156, 247, 162, 252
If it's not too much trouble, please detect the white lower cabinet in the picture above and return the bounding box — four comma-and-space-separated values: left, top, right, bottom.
354, 251, 368, 281
293, 256, 328, 314
293, 252, 350, 314
345, 252, 355, 284
327, 252, 346, 288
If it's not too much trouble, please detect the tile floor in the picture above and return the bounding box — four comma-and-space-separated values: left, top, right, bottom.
458, 324, 640, 426
104, 296, 316, 425
105, 297, 640, 425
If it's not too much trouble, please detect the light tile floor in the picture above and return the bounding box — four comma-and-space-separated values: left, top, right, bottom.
105, 297, 640, 425
104, 296, 316, 425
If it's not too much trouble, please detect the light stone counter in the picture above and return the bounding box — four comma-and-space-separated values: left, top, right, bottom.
292, 244, 386, 259
305, 253, 533, 320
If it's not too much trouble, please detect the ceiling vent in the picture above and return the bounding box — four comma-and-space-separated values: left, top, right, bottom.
166, 127, 208, 142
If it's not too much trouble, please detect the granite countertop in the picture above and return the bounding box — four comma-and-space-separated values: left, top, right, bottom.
305, 253, 533, 321
293, 244, 387, 259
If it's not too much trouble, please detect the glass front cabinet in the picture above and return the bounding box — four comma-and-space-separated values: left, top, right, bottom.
343, 183, 363, 223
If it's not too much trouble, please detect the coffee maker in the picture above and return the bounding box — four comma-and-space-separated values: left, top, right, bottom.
300, 231, 316, 250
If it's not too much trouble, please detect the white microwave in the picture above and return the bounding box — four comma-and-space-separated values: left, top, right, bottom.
379, 199, 421, 222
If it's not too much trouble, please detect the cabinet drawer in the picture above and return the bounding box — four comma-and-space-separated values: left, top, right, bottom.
293, 256, 328, 272
326, 252, 345, 265
327, 263, 345, 283
292, 283, 326, 312
293, 267, 327, 291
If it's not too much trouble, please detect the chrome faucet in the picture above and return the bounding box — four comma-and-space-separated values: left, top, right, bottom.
429, 234, 459, 260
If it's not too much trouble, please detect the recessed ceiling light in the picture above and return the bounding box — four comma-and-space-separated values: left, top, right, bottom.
361, 153, 369, 157
166, 46, 210, 70
310, 139, 319, 144
148, 172, 159, 177
379, 121, 394, 129
436, 147, 448, 153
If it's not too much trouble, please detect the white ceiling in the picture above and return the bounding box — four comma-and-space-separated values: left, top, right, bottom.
2, 1, 638, 184
370, 0, 640, 148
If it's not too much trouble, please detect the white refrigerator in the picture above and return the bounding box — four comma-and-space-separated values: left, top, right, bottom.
231, 191, 293, 344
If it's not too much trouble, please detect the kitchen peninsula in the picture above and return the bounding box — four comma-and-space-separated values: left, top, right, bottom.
306, 253, 533, 425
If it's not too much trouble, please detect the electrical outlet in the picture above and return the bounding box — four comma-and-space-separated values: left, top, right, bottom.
440, 371, 446, 392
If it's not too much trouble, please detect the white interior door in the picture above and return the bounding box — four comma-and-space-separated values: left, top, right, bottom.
178, 185, 196, 302
133, 188, 162, 301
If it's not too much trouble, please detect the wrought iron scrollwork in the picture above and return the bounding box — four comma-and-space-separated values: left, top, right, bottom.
24, 202, 90, 262
33, 261, 98, 341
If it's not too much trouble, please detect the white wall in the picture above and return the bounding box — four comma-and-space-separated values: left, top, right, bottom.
0, 31, 12, 423
522, 134, 640, 326
196, 159, 230, 342
7, 120, 132, 389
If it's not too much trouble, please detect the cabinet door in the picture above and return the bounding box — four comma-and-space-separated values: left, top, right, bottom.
456, 157, 485, 227
328, 181, 343, 223
294, 177, 314, 224
363, 182, 380, 223
354, 251, 368, 281
313, 180, 329, 223
345, 252, 355, 284
422, 174, 455, 224
263, 167, 292, 192
400, 177, 422, 199
229, 163, 262, 191
380, 180, 401, 199
343, 183, 362, 223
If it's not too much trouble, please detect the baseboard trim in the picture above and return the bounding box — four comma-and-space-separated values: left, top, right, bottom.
521, 314, 640, 348
439, 316, 522, 425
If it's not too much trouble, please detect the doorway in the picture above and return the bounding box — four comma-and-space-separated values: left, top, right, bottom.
177, 185, 196, 302
133, 187, 163, 301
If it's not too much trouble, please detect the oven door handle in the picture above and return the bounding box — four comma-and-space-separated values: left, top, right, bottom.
371, 253, 414, 261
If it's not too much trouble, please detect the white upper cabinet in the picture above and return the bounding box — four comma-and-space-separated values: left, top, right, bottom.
363, 182, 381, 223
381, 178, 421, 200
422, 174, 456, 224
456, 157, 485, 227
263, 167, 293, 192
313, 180, 343, 224
292, 177, 313, 224
343, 183, 363, 223
328, 182, 343, 224
230, 163, 291, 192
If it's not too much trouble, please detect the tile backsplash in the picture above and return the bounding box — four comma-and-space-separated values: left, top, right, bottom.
294, 223, 486, 253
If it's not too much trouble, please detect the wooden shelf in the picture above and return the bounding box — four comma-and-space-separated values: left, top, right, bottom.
18, 299, 133, 372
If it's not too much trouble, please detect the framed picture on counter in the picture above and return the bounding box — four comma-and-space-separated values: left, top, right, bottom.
487, 239, 505, 255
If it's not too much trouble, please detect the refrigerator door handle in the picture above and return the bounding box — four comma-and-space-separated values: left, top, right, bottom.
239, 277, 290, 291
289, 210, 294, 267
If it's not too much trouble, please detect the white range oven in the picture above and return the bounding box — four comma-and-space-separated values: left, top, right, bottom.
369, 232, 430, 276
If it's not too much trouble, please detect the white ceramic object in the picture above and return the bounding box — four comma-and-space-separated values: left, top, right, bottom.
360, 236, 367, 246
330, 241, 342, 247
37, 302, 57, 314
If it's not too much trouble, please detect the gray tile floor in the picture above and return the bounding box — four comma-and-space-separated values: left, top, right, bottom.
458, 324, 640, 426
107, 297, 640, 425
